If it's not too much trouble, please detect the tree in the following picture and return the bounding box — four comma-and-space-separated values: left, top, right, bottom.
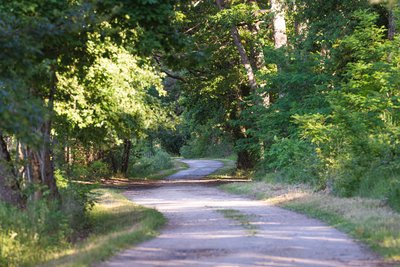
270, 0, 287, 48
0, 0, 178, 205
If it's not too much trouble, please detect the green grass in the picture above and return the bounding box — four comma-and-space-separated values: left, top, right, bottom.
220, 180, 400, 263
216, 209, 257, 236
129, 158, 189, 181
42, 189, 166, 266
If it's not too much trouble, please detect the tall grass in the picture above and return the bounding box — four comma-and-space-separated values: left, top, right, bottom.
43, 189, 165, 267
0, 200, 71, 266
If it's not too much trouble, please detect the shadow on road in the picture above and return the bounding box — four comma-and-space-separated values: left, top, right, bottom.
101, 177, 251, 189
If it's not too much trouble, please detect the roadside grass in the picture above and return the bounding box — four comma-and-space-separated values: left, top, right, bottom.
128, 158, 189, 181
42, 188, 165, 267
216, 209, 257, 236
220, 180, 400, 263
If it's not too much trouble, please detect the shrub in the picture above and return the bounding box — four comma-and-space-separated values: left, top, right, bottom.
87, 160, 112, 181
56, 170, 96, 234
128, 149, 173, 177
69, 161, 111, 181
263, 138, 321, 186
70, 163, 89, 180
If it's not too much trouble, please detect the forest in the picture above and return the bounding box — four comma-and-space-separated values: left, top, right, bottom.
0, 0, 400, 265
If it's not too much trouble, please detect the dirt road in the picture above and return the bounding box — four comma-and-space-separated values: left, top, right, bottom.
98, 159, 389, 267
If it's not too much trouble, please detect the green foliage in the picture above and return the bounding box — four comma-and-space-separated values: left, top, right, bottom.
56, 170, 97, 233
0, 82, 44, 145
68, 161, 112, 181
87, 161, 112, 181
128, 149, 173, 177
265, 138, 321, 185
388, 180, 400, 212
180, 125, 233, 158
292, 10, 400, 197
55, 30, 167, 147
70, 164, 89, 181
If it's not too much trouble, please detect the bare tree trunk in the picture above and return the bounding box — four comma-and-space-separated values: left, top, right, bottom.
0, 133, 23, 207
270, 0, 287, 48
109, 150, 118, 174
232, 122, 256, 170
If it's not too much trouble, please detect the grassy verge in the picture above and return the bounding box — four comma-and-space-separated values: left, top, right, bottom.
43, 188, 165, 266
220, 180, 400, 263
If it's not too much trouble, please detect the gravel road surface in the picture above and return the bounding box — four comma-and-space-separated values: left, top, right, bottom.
98, 159, 389, 267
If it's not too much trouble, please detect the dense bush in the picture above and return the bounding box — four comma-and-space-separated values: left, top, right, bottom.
87, 160, 112, 181
56, 170, 96, 234
263, 138, 321, 186
128, 149, 173, 177
69, 161, 112, 181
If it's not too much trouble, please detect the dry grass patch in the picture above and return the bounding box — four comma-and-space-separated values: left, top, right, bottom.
221, 181, 400, 263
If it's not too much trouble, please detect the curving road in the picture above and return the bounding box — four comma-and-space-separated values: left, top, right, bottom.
98, 159, 389, 267
165, 159, 224, 180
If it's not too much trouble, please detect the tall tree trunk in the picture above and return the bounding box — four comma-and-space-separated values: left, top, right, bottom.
270, 0, 287, 48
0, 133, 23, 207
40, 68, 59, 200
216, 0, 258, 91
215, 0, 260, 169
29, 67, 60, 201
232, 122, 256, 170
121, 139, 132, 175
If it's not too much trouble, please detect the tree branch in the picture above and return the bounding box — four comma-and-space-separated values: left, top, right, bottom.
153, 55, 187, 82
